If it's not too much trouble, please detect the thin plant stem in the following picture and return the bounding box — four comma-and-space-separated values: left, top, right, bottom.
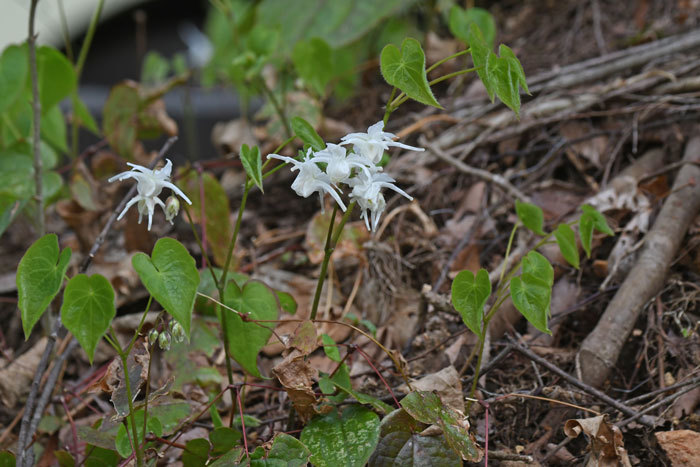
259, 80, 292, 138
310, 202, 355, 320
390, 66, 479, 109
28, 0, 44, 237
499, 223, 520, 288
425, 48, 470, 74
383, 87, 397, 125
70, 0, 104, 158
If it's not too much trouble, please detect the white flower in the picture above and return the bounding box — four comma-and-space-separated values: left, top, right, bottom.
348, 170, 413, 231
340, 120, 424, 164
267, 149, 347, 212
108, 159, 192, 230
311, 143, 374, 186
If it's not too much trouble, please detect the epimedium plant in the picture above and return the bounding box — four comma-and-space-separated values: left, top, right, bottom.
10, 8, 576, 465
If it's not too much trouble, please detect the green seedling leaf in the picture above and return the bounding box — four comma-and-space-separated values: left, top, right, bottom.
132, 238, 200, 338
582, 204, 614, 235
114, 424, 131, 458
292, 38, 334, 97
451, 268, 491, 339
276, 291, 297, 315
182, 438, 210, 467
257, 433, 312, 467
291, 116, 325, 151
83, 446, 119, 467
73, 97, 99, 134
321, 333, 341, 362
61, 274, 116, 364
301, 405, 380, 467
17, 233, 72, 339
223, 280, 279, 378
448, 6, 496, 48
319, 363, 351, 404
380, 38, 442, 109
0, 44, 28, 114
0, 450, 16, 467
369, 408, 462, 466
37, 46, 77, 112
554, 223, 579, 269
179, 169, 233, 268
240, 144, 264, 192
320, 376, 393, 414
510, 251, 553, 334
579, 205, 613, 258
401, 391, 482, 461
54, 450, 74, 467
515, 200, 545, 235
209, 427, 241, 455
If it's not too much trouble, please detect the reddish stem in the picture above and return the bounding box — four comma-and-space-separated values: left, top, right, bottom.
237, 387, 250, 462
354, 345, 400, 408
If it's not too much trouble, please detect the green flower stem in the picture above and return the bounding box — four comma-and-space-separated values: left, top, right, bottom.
70, 0, 104, 158
125, 296, 153, 356
309, 202, 356, 321
259, 80, 292, 138
389, 66, 479, 109
425, 49, 470, 74
498, 223, 520, 289
106, 327, 144, 467
383, 87, 398, 125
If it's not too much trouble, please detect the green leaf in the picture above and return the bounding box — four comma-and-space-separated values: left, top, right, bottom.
301, 405, 380, 467
582, 204, 614, 235
515, 200, 545, 235
369, 408, 462, 466
292, 38, 334, 97
0, 44, 28, 114
554, 223, 579, 269
510, 251, 553, 335
132, 238, 200, 338
0, 450, 16, 467
0, 194, 26, 239
276, 291, 297, 315
37, 46, 77, 112
451, 269, 491, 339
223, 280, 279, 378
319, 363, 351, 404
209, 427, 241, 455
254, 433, 312, 467
240, 144, 263, 192
61, 274, 116, 364
41, 105, 68, 153
73, 96, 99, 134
114, 424, 131, 458
380, 38, 442, 109
291, 116, 325, 151
183, 438, 210, 467
467, 24, 528, 117
400, 391, 482, 462
448, 6, 495, 48
17, 234, 72, 339
141, 51, 171, 86
179, 169, 233, 268
83, 446, 119, 467
321, 333, 341, 362
320, 376, 393, 414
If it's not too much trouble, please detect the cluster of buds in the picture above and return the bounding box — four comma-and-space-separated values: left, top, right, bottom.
148, 320, 186, 351
267, 121, 423, 231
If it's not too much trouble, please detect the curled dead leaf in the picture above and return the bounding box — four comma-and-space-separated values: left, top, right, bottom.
564, 414, 631, 467
272, 350, 319, 422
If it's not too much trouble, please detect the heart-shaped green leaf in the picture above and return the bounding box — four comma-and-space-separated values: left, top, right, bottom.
0, 44, 28, 114
132, 238, 200, 338
301, 405, 380, 467
554, 223, 579, 269
448, 6, 495, 48
240, 144, 263, 192
451, 269, 491, 339
17, 233, 72, 339
579, 204, 614, 258
380, 38, 442, 109
248, 433, 311, 467
370, 408, 462, 466
291, 116, 325, 151
223, 280, 279, 378
510, 251, 553, 334
401, 391, 482, 461
61, 274, 116, 364
515, 200, 545, 235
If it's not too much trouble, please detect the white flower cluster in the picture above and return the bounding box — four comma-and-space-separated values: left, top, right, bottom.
109, 159, 192, 230
268, 121, 423, 231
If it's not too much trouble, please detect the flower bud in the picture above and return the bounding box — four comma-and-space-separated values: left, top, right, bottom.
165, 196, 180, 224
148, 328, 159, 346
158, 331, 172, 351
171, 322, 186, 343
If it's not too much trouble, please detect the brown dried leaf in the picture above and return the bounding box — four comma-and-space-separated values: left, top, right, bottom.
272, 350, 319, 422
0, 337, 47, 407
564, 415, 632, 467
655, 430, 700, 467
402, 365, 464, 412
290, 320, 318, 356
304, 209, 368, 264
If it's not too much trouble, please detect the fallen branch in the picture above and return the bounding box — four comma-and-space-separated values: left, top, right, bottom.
577, 136, 700, 388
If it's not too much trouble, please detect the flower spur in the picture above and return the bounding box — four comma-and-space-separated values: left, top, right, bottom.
108, 159, 192, 230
